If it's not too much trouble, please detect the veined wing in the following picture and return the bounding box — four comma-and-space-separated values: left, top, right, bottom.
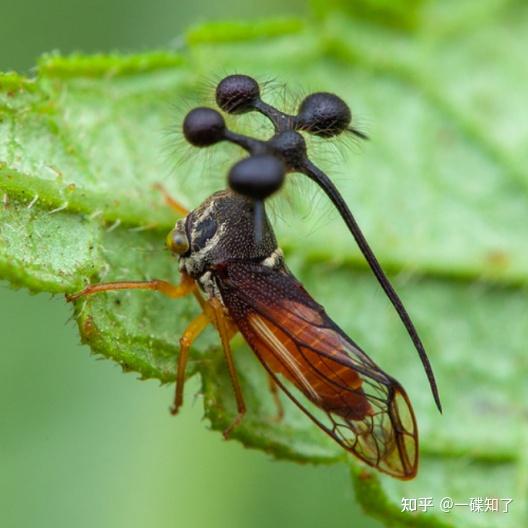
215, 261, 418, 479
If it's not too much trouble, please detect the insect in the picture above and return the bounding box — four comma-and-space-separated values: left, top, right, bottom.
67, 75, 441, 480
183, 75, 441, 416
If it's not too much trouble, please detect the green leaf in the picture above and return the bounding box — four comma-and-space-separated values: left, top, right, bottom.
1, 3, 527, 526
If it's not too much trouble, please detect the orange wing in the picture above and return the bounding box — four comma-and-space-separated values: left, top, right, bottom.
215, 261, 418, 479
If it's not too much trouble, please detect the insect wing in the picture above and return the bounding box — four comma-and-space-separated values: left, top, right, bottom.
215, 261, 418, 479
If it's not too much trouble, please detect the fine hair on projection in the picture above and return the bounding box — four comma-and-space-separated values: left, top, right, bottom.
163, 72, 371, 238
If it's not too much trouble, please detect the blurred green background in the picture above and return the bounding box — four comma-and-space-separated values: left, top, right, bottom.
0, 1, 379, 527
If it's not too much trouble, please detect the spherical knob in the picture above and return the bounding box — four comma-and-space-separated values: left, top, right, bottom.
228, 154, 285, 200
296, 92, 351, 137
216, 74, 260, 114
183, 107, 226, 147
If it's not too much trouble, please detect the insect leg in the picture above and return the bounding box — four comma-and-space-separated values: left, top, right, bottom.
171, 312, 210, 416
267, 375, 284, 422
208, 298, 246, 439
66, 272, 195, 302
153, 182, 189, 216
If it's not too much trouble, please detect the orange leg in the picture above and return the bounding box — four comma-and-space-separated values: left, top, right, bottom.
268, 375, 284, 422
153, 182, 189, 216
171, 312, 210, 416
67, 269, 247, 436
66, 273, 195, 302
208, 298, 246, 439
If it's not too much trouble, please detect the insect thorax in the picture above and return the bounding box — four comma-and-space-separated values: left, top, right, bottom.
177, 189, 279, 298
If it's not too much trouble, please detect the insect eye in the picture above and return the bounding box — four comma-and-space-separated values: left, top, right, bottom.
166, 229, 190, 255
183, 107, 226, 147
228, 154, 285, 200
295, 92, 351, 137
216, 74, 260, 114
